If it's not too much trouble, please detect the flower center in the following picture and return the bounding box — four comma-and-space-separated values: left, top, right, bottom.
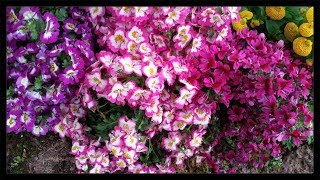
115, 34, 125, 43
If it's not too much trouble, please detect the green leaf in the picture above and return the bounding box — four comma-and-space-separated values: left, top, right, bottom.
28, 19, 45, 41
283, 139, 294, 151
34, 76, 44, 91
307, 136, 314, 144
30, 29, 38, 41
265, 19, 284, 35
36, 116, 43, 123
62, 57, 72, 68
285, 7, 304, 25
7, 85, 15, 98
55, 8, 67, 22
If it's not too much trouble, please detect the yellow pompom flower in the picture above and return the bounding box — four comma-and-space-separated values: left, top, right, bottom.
240, 10, 253, 20
293, 37, 313, 57
299, 22, 313, 37
306, 7, 313, 23
250, 19, 260, 28
265, 6, 286, 20
284, 22, 299, 42
232, 18, 248, 31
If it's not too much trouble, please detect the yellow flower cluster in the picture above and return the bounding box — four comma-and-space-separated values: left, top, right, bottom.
250, 19, 260, 28
232, 19, 248, 31
306, 7, 313, 23
284, 22, 299, 42
299, 22, 313, 37
232, 10, 254, 31
240, 10, 253, 20
293, 37, 313, 57
266, 6, 285, 20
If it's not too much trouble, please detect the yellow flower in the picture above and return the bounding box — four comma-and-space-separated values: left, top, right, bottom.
306, 7, 313, 22
293, 37, 313, 57
240, 10, 253, 20
265, 6, 286, 20
250, 19, 260, 28
284, 22, 299, 42
299, 22, 313, 37
232, 18, 248, 31
306, 58, 313, 66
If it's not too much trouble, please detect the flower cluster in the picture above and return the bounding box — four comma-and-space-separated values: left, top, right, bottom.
68, 115, 157, 173
6, 6, 313, 174
6, 7, 95, 136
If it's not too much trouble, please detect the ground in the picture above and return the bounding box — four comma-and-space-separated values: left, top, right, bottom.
6, 133, 313, 174
6, 132, 75, 174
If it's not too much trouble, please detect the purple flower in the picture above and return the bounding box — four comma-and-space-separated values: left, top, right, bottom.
63, 19, 78, 32
19, 7, 40, 21
40, 12, 60, 44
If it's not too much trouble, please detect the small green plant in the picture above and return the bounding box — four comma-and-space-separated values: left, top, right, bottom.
264, 157, 282, 173
10, 156, 26, 169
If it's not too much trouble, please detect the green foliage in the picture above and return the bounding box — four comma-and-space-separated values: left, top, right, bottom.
265, 19, 285, 38
7, 85, 15, 98
282, 139, 294, 151
28, 19, 45, 41
10, 155, 26, 169
134, 109, 149, 132
247, 6, 266, 21
285, 7, 304, 25
307, 136, 313, 145
57, 52, 72, 68
55, 8, 67, 22
81, 99, 152, 141
264, 157, 282, 173
139, 137, 164, 166
36, 116, 43, 123
34, 76, 44, 91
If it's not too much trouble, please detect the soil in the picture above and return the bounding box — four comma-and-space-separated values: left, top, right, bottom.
6, 133, 313, 174
6, 132, 75, 174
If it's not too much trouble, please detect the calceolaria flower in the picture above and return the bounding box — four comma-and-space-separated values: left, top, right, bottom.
299, 22, 313, 37
306, 7, 313, 23
232, 18, 247, 31
266, 6, 285, 20
250, 19, 260, 28
239, 10, 253, 20
293, 37, 313, 57
306, 58, 313, 66
284, 22, 299, 42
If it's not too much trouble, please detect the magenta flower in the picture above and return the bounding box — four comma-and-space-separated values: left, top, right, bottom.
228, 105, 245, 122
40, 12, 59, 44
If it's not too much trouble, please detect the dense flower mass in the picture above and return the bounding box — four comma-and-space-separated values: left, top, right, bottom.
6, 7, 95, 135
6, 6, 313, 174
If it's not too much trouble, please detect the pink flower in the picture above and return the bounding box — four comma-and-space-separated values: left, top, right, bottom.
96, 51, 114, 69
228, 105, 245, 122
276, 78, 294, 99
127, 25, 146, 44
142, 62, 158, 77
107, 82, 127, 104
145, 75, 164, 93
174, 87, 197, 109
88, 7, 105, 19
107, 29, 127, 52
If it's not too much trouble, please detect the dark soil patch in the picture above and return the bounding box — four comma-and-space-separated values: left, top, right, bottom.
6, 132, 75, 174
